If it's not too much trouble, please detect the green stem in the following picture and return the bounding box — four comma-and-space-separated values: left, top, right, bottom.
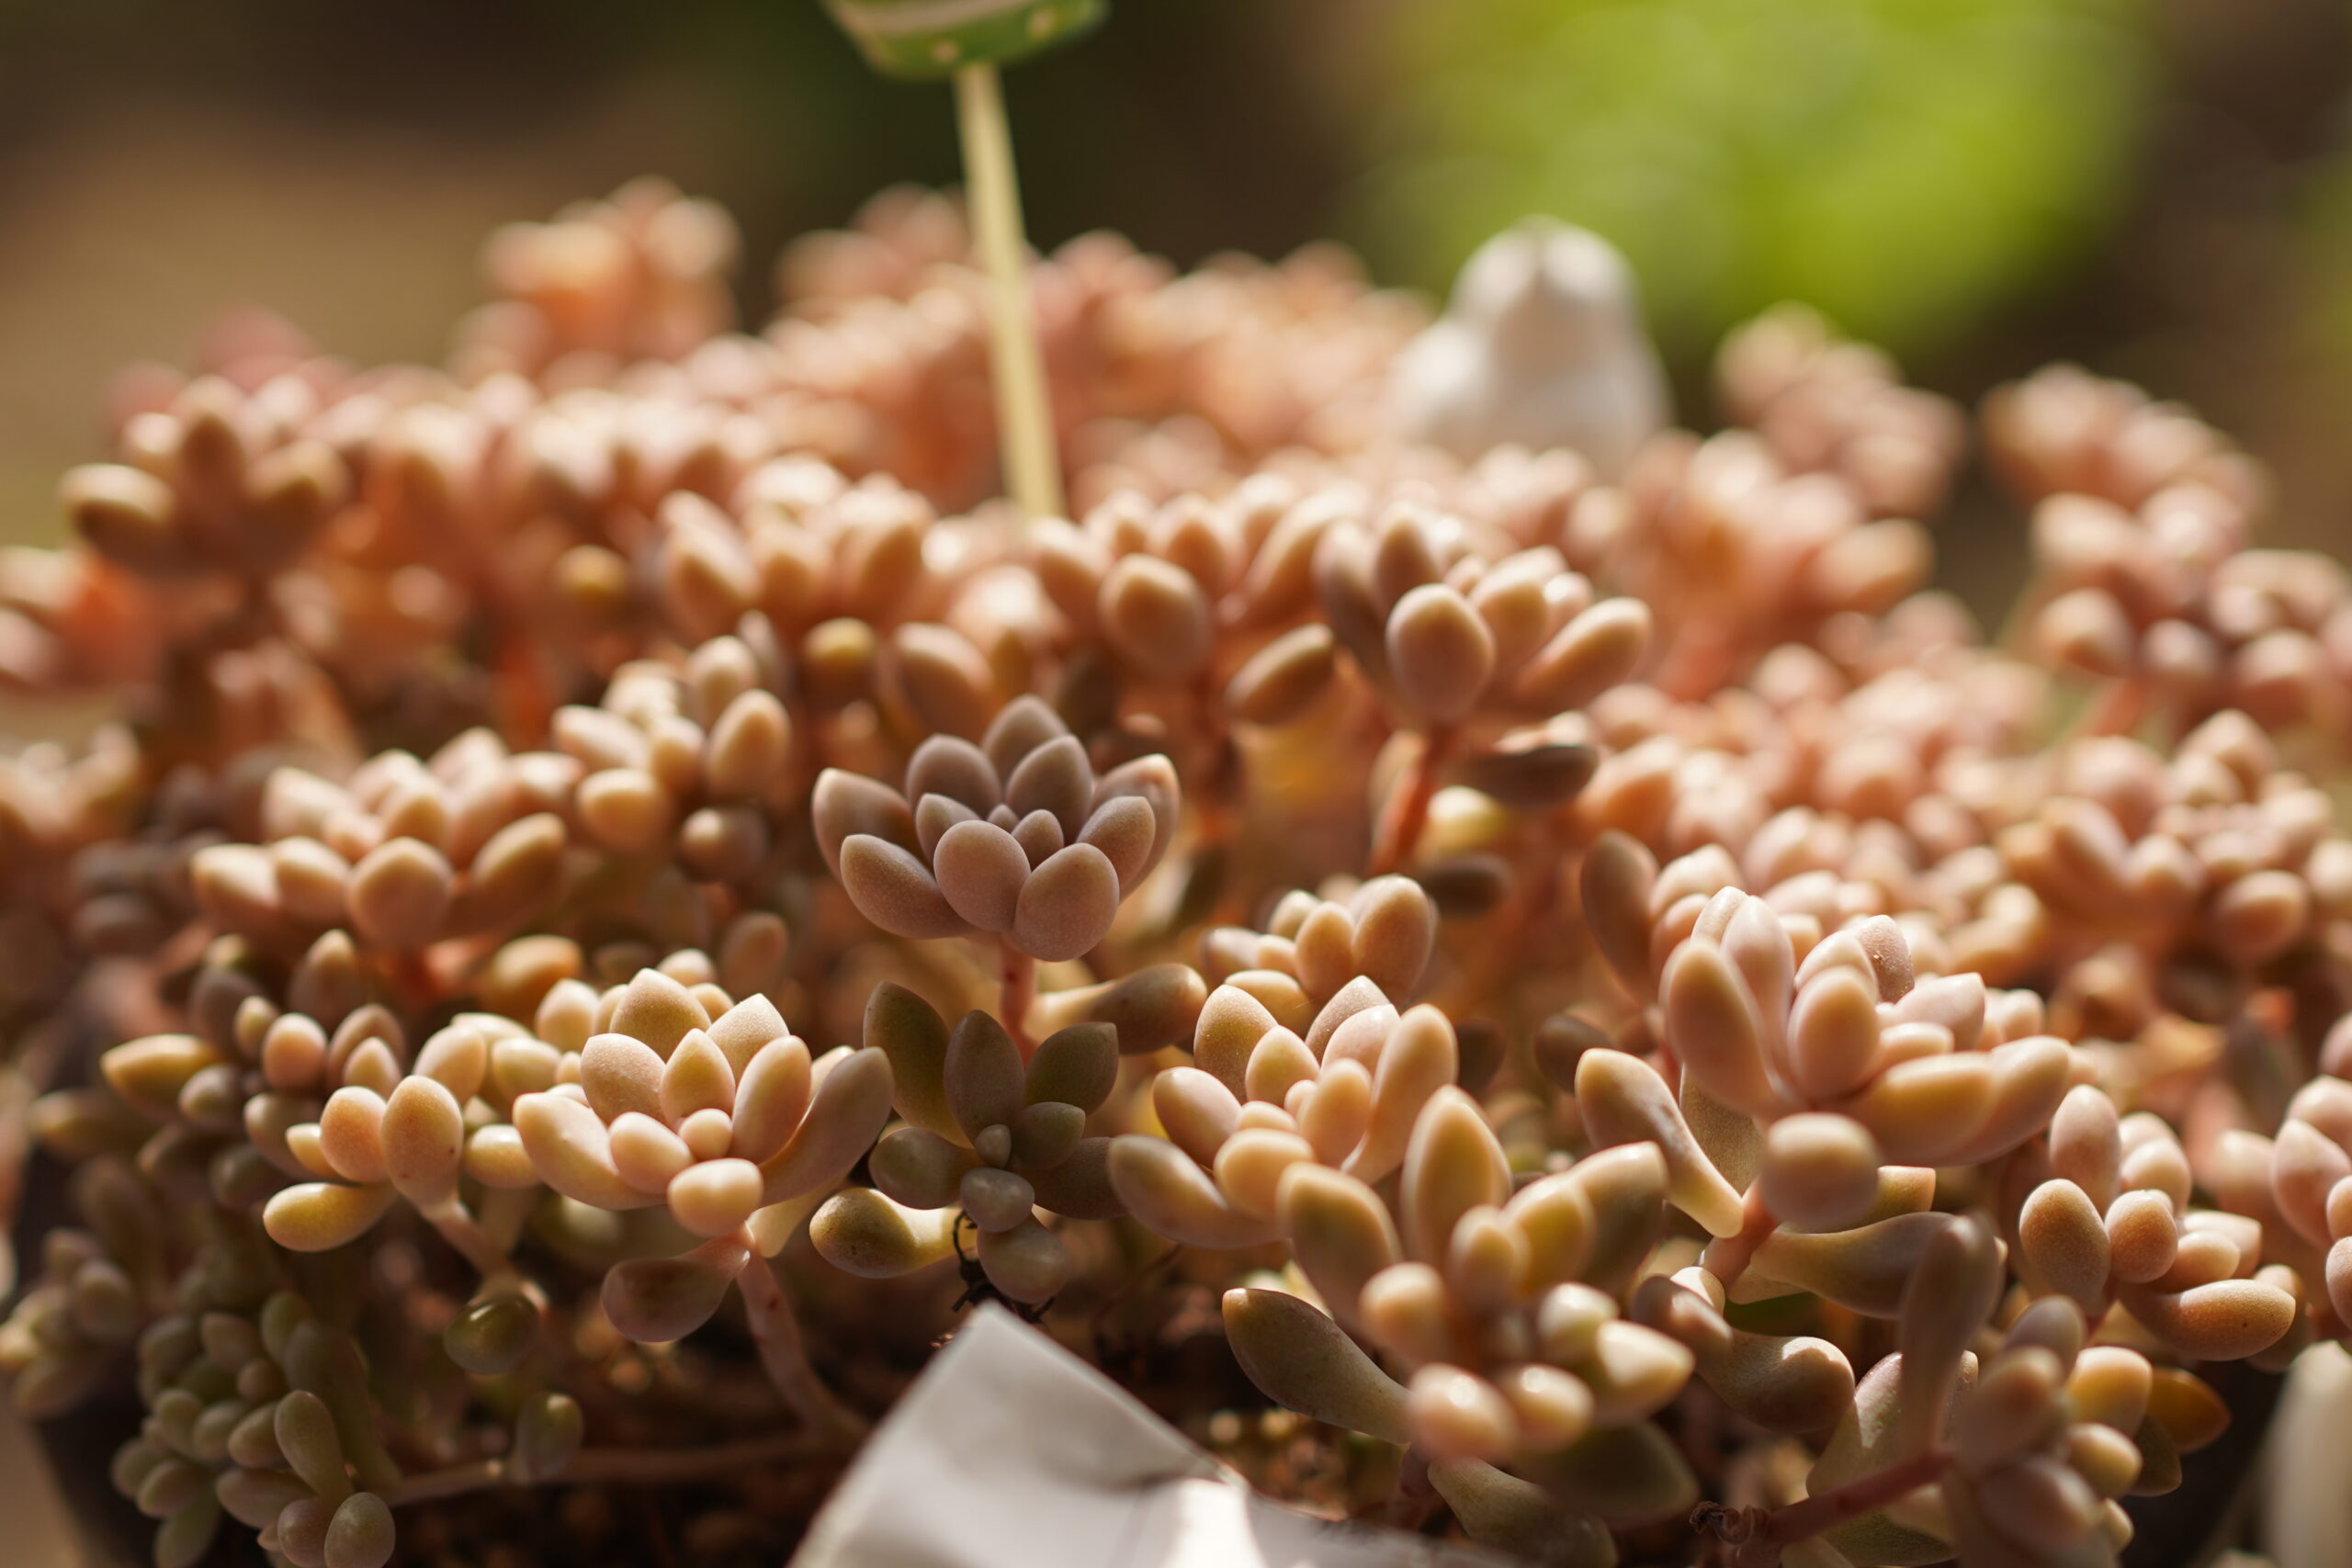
955, 61, 1064, 523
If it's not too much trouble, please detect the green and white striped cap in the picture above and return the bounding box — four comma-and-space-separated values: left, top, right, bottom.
820, 0, 1106, 79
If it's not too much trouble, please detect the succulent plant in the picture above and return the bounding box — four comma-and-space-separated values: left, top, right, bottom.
6, 178, 2352, 1568
810, 984, 1121, 1303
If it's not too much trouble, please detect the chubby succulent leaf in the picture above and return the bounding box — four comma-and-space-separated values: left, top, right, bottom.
1222, 1287, 1410, 1444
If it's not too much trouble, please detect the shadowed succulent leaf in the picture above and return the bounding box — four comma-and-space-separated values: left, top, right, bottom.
866, 983, 955, 1138
102, 1036, 224, 1121
1554, 1143, 1668, 1294
1637, 1275, 1853, 1434
1213, 1128, 1314, 1219
1739, 1210, 1973, 1316
978, 1218, 1069, 1303
444, 1292, 538, 1375
841, 835, 971, 940
812, 770, 917, 875
582, 1032, 665, 1124
1520, 1420, 1697, 1526
273, 1389, 353, 1506
1153, 1066, 1241, 1167
1223, 1286, 1410, 1444
1025, 1135, 1124, 1220
944, 1010, 1024, 1140
933, 819, 1027, 932
1012, 843, 1121, 962
670, 1157, 765, 1236
603, 1242, 743, 1343
869, 1126, 975, 1210
1030, 964, 1206, 1056
1428, 1459, 1616, 1567
1576, 1319, 1696, 1424
1840, 1052, 1999, 1167
1579, 833, 1657, 998
1226, 624, 1338, 726
1023, 1022, 1119, 1111
2017, 1179, 2110, 1314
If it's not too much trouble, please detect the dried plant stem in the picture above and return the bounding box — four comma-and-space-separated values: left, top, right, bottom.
1369, 727, 1455, 876
733, 1247, 868, 1440
1696, 1450, 1949, 1568
999, 939, 1037, 1052
380, 1432, 834, 1507
955, 62, 1063, 524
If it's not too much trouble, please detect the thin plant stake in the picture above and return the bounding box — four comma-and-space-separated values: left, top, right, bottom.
820, 0, 1105, 523
955, 62, 1065, 523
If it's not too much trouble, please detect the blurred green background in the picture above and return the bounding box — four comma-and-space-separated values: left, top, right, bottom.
2, 0, 2350, 554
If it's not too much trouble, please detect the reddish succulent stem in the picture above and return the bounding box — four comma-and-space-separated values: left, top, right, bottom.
1185, 672, 1248, 920
1369, 726, 1454, 876
493, 628, 557, 748
733, 1245, 867, 1441
999, 938, 1037, 1054
1697, 1450, 1950, 1568
1701, 1184, 1779, 1287
389, 947, 436, 1008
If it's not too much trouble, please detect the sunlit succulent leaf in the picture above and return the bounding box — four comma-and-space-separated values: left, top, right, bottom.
810, 1188, 961, 1279
1107, 1134, 1279, 1248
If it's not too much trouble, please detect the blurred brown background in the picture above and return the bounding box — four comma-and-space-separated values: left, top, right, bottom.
5, 0, 2351, 575
4, 0, 2352, 1557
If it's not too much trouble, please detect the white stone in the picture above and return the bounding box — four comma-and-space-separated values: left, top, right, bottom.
1389, 218, 1670, 479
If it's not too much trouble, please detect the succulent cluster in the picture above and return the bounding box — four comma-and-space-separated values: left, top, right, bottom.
3, 181, 2350, 1568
